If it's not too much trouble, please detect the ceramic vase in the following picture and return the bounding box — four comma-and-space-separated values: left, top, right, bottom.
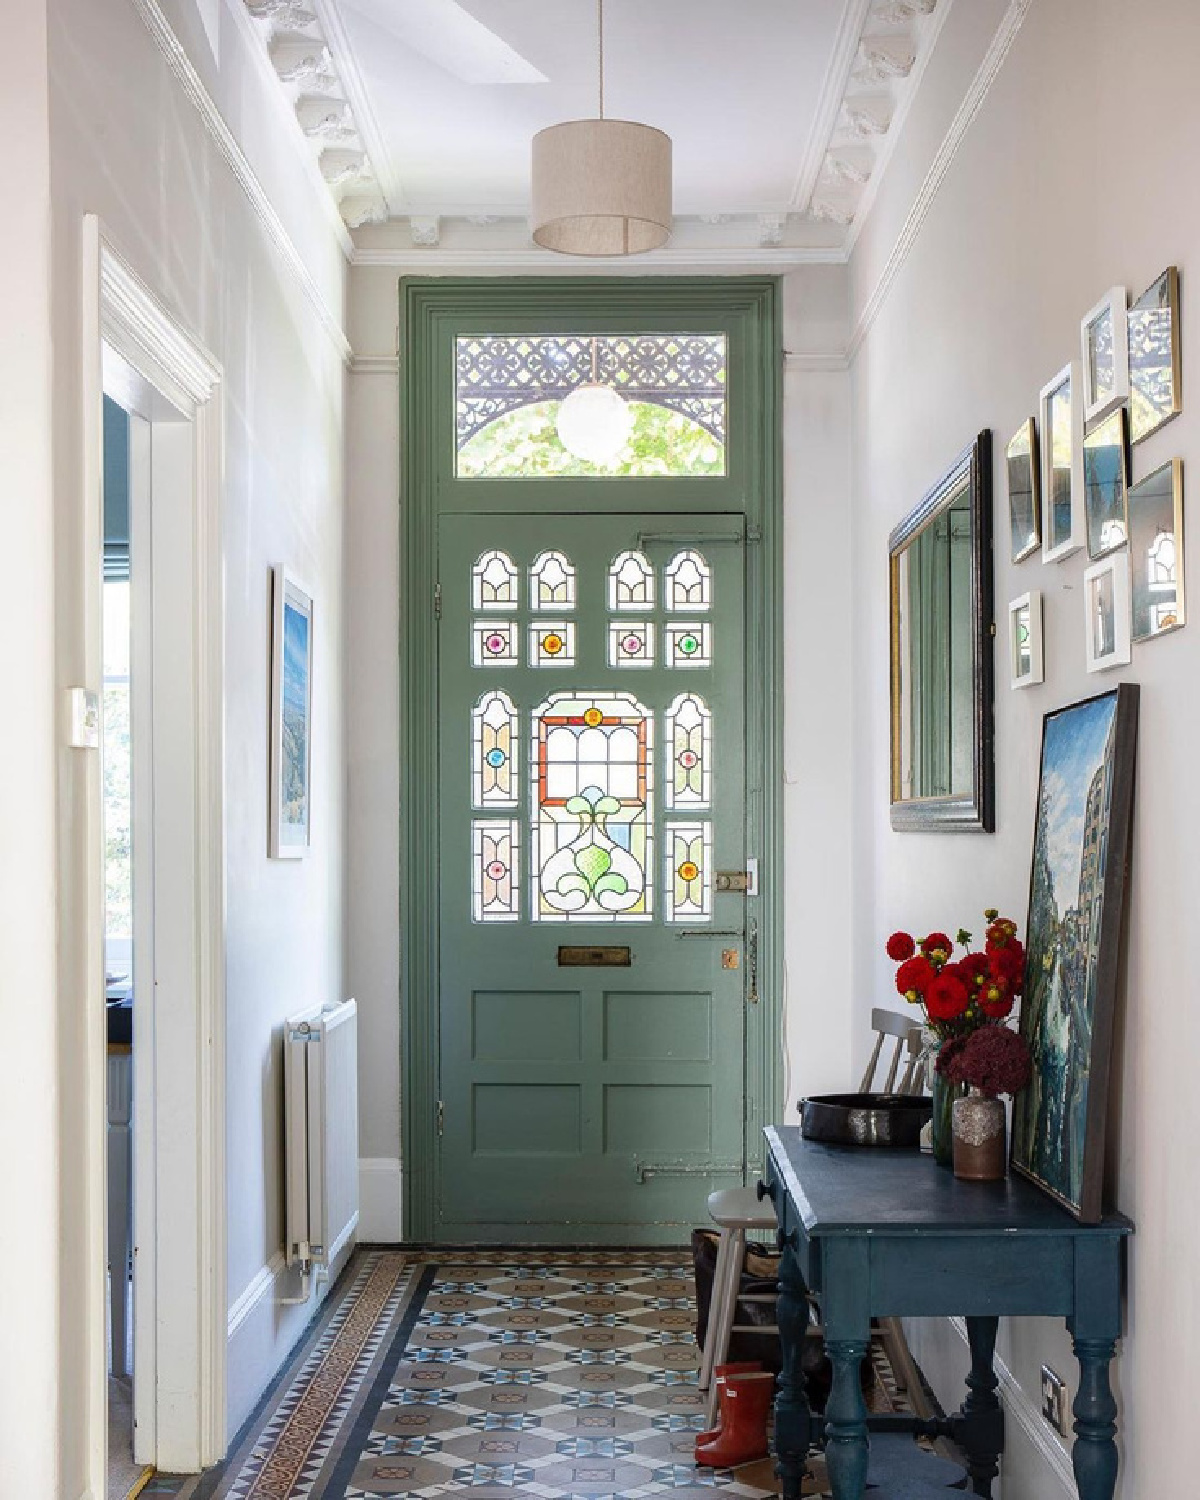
930, 1070, 967, 1169
951, 1087, 1007, 1181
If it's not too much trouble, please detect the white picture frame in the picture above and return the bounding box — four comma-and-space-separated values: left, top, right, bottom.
1081, 287, 1130, 428
1039, 362, 1086, 563
1009, 591, 1044, 688
1083, 554, 1131, 673
270, 565, 314, 858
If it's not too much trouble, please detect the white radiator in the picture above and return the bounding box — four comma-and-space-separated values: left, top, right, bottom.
284, 999, 359, 1276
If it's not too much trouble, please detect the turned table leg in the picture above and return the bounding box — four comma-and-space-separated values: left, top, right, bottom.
1072, 1337, 1118, 1500
958, 1315, 1003, 1497
825, 1338, 870, 1499
774, 1241, 814, 1500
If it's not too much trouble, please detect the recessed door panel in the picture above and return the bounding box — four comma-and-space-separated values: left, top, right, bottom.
603, 991, 712, 1062
472, 990, 583, 1061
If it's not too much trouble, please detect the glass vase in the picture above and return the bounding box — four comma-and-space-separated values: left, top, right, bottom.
930, 1070, 966, 1169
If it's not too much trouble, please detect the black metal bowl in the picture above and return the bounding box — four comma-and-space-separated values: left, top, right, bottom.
799, 1092, 932, 1148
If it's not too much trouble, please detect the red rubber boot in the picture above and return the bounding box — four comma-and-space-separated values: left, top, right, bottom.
693, 1362, 763, 1452
694, 1370, 775, 1468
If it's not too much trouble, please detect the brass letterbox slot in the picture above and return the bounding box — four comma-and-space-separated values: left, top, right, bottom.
558, 945, 632, 967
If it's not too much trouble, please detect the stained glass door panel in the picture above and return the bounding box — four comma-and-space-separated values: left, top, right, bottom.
437, 512, 747, 1240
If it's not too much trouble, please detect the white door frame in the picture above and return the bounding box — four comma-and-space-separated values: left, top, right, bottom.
82, 216, 227, 1485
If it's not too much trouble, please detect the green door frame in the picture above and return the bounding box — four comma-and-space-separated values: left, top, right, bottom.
399, 276, 783, 1243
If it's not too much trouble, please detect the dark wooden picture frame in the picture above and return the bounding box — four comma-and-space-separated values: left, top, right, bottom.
889, 431, 994, 832
1011, 685, 1138, 1221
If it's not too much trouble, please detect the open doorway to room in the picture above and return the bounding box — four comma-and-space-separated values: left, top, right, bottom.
399, 278, 784, 1245
85, 222, 227, 1496
101, 392, 148, 1499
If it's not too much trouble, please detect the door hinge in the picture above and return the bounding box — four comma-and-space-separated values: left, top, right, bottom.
434, 582, 442, 620
437, 1099, 445, 1136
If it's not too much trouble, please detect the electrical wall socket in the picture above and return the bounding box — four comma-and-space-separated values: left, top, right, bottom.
1040, 1364, 1069, 1436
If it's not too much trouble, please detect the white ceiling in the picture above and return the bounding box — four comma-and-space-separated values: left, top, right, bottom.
337, 0, 848, 216
241, 0, 954, 255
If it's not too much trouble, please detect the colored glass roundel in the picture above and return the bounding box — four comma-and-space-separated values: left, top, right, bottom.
472, 820, 519, 921
530, 622, 577, 667
608, 621, 654, 668
665, 621, 712, 668
473, 619, 519, 666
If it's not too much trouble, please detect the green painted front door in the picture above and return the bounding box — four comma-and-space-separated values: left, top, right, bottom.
437, 511, 749, 1241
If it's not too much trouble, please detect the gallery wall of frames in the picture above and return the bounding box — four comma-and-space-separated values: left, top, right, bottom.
1005, 266, 1183, 687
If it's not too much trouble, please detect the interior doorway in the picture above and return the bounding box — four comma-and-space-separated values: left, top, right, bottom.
399, 278, 784, 1244
84, 220, 227, 1494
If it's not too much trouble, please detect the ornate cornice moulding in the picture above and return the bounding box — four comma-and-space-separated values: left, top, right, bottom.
796, 0, 955, 234
241, 0, 394, 229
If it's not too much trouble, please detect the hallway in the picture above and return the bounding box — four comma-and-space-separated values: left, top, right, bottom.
157, 1249, 912, 1499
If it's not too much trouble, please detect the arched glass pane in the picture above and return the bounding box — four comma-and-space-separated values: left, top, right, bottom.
472, 548, 518, 611
665, 549, 712, 611
472, 690, 518, 807
473, 820, 519, 922
665, 693, 711, 808
665, 823, 712, 922
531, 692, 653, 922
609, 550, 655, 612
530, 550, 576, 611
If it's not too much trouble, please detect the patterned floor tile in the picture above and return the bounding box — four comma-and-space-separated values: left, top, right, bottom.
163, 1246, 936, 1499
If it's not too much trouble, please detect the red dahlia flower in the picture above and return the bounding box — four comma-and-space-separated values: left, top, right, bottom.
921, 932, 954, 962
895, 955, 935, 1001
979, 983, 1014, 1020
886, 931, 916, 961
925, 971, 969, 1021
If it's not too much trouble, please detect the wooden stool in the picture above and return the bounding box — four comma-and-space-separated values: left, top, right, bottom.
699, 1185, 778, 1424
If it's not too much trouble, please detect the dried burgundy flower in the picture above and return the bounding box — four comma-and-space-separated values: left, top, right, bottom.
942, 1025, 1032, 1096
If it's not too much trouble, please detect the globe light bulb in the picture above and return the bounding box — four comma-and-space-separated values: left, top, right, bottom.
556, 383, 633, 465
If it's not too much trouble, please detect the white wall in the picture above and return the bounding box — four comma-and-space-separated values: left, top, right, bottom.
0, 7, 60, 1498
344, 264, 856, 1231
25, 0, 350, 1483
847, 0, 1200, 1492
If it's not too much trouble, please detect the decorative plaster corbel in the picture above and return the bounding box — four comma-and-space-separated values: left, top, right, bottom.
270, 34, 336, 89
410, 216, 441, 247
854, 37, 917, 84
295, 96, 356, 141
319, 148, 366, 188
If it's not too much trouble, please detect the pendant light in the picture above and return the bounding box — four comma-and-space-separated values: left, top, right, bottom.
556, 337, 633, 463
531, 0, 672, 256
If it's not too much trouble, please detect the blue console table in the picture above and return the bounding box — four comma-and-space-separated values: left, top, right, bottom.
763, 1126, 1132, 1500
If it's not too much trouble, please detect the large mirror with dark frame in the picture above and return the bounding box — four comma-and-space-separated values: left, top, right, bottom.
890, 431, 995, 832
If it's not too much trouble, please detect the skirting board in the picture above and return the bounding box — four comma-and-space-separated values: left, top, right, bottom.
225, 1236, 355, 1441
359, 1157, 403, 1243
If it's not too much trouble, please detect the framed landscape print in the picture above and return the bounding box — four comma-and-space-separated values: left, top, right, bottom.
1039, 362, 1085, 562
1081, 286, 1130, 427
1008, 591, 1043, 687
270, 566, 314, 858
1083, 408, 1129, 559
1083, 554, 1131, 672
1128, 458, 1185, 640
1011, 685, 1139, 1221
1128, 266, 1181, 445
1007, 418, 1041, 562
